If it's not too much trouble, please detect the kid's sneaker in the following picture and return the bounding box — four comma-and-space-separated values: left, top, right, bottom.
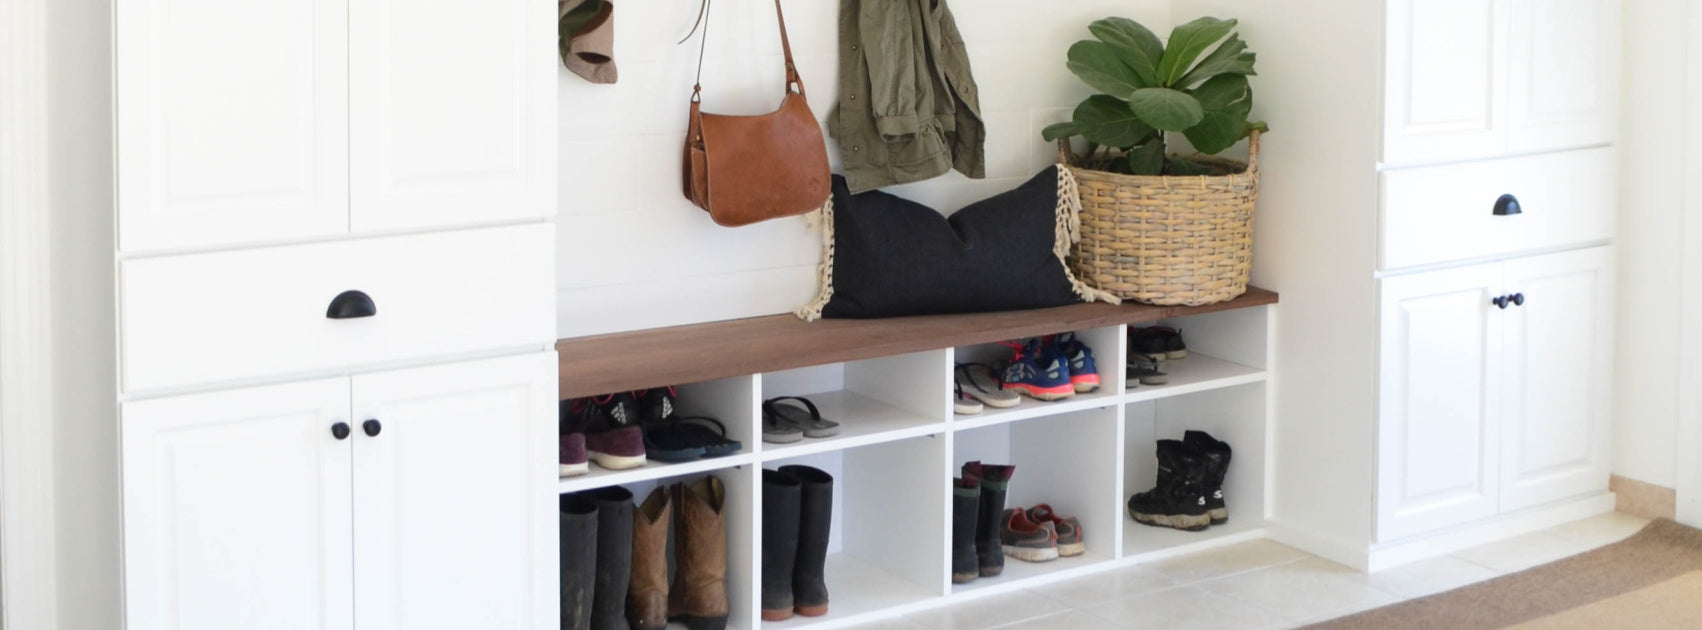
1051, 333, 1100, 393
1000, 340, 1075, 401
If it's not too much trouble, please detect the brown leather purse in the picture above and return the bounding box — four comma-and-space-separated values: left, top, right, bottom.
681, 0, 831, 227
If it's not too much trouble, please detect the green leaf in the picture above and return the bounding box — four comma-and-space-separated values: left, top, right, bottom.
1175, 34, 1256, 88
1072, 95, 1154, 148
1088, 18, 1163, 87
1182, 74, 1253, 154
1041, 121, 1079, 142
1167, 156, 1215, 175
1128, 87, 1204, 131
1126, 141, 1165, 175
1067, 41, 1147, 99
1157, 17, 1238, 86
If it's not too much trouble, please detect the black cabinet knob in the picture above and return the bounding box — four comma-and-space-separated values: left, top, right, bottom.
1511, 293, 1525, 307
327, 290, 377, 319
1493, 295, 1510, 309
1493, 194, 1523, 216
363, 419, 383, 437
332, 422, 351, 440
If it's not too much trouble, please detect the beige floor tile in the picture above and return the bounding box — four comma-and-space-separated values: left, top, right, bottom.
1087, 585, 1294, 630
842, 617, 930, 630
1145, 539, 1310, 583
1193, 557, 1401, 623
1546, 511, 1652, 548
990, 609, 1130, 630
1451, 530, 1600, 573
905, 589, 1068, 630
1341, 555, 1503, 599
1027, 565, 1177, 608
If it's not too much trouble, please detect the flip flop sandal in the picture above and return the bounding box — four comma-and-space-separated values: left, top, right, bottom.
674, 416, 742, 457
1126, 354, 1168, 386
763, 396, 840, 439
956, 363, 1021, 409
954, 381, 984, 415
645, 416, 742, 460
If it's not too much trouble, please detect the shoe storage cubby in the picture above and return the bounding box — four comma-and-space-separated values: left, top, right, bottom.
555, 291, 1277, 629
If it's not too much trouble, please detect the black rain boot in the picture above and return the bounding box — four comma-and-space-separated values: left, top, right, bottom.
1184, 430, 1233, 525
951, 477, 981, 584
761, 469, 802, 621
585, 486, 635, 630
962, 461, 1014, 577
1126, 440, 1212, 531
561, 495, 599, 630
781, 465, 833, 617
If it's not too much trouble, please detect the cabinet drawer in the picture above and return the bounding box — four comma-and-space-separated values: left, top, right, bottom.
121, 224, 554, 392
1380, 147, 1615, 269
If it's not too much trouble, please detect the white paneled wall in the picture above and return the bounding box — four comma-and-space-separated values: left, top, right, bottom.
557, 0, 1171, 337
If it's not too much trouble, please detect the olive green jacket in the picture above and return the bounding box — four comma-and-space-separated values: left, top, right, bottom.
828, 0, 985, 194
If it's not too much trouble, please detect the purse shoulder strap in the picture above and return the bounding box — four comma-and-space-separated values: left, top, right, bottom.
687, 0, 802, 102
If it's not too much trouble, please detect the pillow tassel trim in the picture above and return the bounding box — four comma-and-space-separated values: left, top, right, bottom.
1055, 166, 1121, 305
795, 194, 836, 322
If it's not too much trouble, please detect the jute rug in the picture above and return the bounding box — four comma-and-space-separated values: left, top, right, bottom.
1304, 519, 1702, 629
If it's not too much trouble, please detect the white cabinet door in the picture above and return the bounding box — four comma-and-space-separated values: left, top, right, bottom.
1507, 0, 1619, 152
1383, 0, 1509, 166
122, 379, 354, 630
116, 0, 349, 252
1500, 247, 1614, 511
350, 353, 558, 630
349, 0, 557, 232
1377, 264, 1505, 541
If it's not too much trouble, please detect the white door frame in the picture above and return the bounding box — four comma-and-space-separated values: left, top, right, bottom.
0, 0, 62, 626
1679, 1, 1702, 526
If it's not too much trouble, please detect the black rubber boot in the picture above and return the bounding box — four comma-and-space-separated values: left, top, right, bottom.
781, 465, 833, 617
951, 477, 981, 584
585, 486, 635, 630
962, 461, 1014, 577
1184, 430, 1233, 525
560, 494, 599, 630
1127, 440, 1212, 531
761, 469, 802, 621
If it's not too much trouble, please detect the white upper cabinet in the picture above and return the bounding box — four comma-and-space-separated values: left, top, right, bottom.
1499, 247, 1614, 511
349, 0, 557, 232
1506, 0, 1619, 152
1383, 0, 1509, 165
117, 0, 351, 251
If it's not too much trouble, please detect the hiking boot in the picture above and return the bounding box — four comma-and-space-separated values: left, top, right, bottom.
584, 486, 635, 630
560, 495, 599, 630
669, 476, 729, 630
999, 508, 1059, 563
1127, 440, 1212, 532
565, 395, 647, 470
1000, 340, 1074, 401
1025, 504, 1084, 557
1184, 430, 1233, 525
760, 469, 801, 621
1052, 333, 1101, 393
951, 477, 981, 583
627, 488, 671, 630
962, 461, 1014, 576
780, 465, 833, 617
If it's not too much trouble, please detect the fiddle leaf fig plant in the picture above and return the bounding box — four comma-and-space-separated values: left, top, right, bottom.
1043, 16, 1268, 175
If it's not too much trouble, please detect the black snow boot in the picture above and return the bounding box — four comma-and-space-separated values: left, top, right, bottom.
1184, 430, 1233, 525
951, 477, 981, 584
780, 465, 833, 617
962, 461, 1014, 577
1126, 440, 1212, 531
585, 486, 635, 630
560, 494, 600, 630
761, 469, 802, 621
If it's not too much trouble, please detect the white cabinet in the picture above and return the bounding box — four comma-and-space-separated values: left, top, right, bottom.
117, 0, 556, 252
121, 354, 557, 630
1376, 247, 1613, 541
1499, 248, 1615, 511
1377, 263, 1505, 541
1381, 0, 1617, 166
116, 0, 350, 251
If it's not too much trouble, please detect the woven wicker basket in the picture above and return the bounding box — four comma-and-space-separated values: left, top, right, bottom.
1060, 132, 1259, 306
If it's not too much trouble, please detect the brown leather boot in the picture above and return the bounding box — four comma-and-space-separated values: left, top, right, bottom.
668, 476, 729, 630
626, 487, 671, 630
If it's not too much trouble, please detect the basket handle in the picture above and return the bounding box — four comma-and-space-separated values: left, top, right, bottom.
1056, 138, 1073, 167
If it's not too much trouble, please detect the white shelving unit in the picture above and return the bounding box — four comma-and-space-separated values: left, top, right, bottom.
559, 304, 1275, 630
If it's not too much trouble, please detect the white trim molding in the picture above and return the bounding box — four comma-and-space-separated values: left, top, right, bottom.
1678, 0, 1702, 527
0, 0, 61, 626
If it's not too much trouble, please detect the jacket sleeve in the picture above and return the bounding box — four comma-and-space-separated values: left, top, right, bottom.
859, 0, 922, 138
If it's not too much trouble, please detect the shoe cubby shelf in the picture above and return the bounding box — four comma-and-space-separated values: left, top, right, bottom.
556, 292, 1277, 630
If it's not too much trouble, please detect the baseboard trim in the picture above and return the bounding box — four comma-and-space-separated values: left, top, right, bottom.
1266, 522, 1372, 571
1364, 492, 1616, 572
1610, 475, 1677, 520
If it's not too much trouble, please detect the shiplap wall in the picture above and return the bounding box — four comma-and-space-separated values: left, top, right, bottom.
556, 0, 1170, 338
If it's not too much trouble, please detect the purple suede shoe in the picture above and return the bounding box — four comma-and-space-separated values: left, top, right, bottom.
559, 433, 589, 477
566, 394, 648, 470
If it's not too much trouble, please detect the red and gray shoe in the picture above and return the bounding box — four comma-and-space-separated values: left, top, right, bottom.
1024, 504, 1084, 557
999, 508, 1059, 563
565, 394, 647, 470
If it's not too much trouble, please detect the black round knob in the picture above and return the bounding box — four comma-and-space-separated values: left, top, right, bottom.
363, 419, 382, 437
327, 290, 377, 319
1493, 295, 1510, 310
331, 422, 351, 440
1493, 194, 1523, 216
1511, 293, 1525, 307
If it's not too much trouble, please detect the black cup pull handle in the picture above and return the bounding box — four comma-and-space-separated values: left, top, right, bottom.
1493, 295, 1510, 310
327, 290, 377, 319
363, 419, 382, 437
331, 422, 351, 440
1493, 194, 1523, 216
1511, 293, 1525, 307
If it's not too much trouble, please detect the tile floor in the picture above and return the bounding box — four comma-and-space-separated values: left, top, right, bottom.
846, 511, 1652, 630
